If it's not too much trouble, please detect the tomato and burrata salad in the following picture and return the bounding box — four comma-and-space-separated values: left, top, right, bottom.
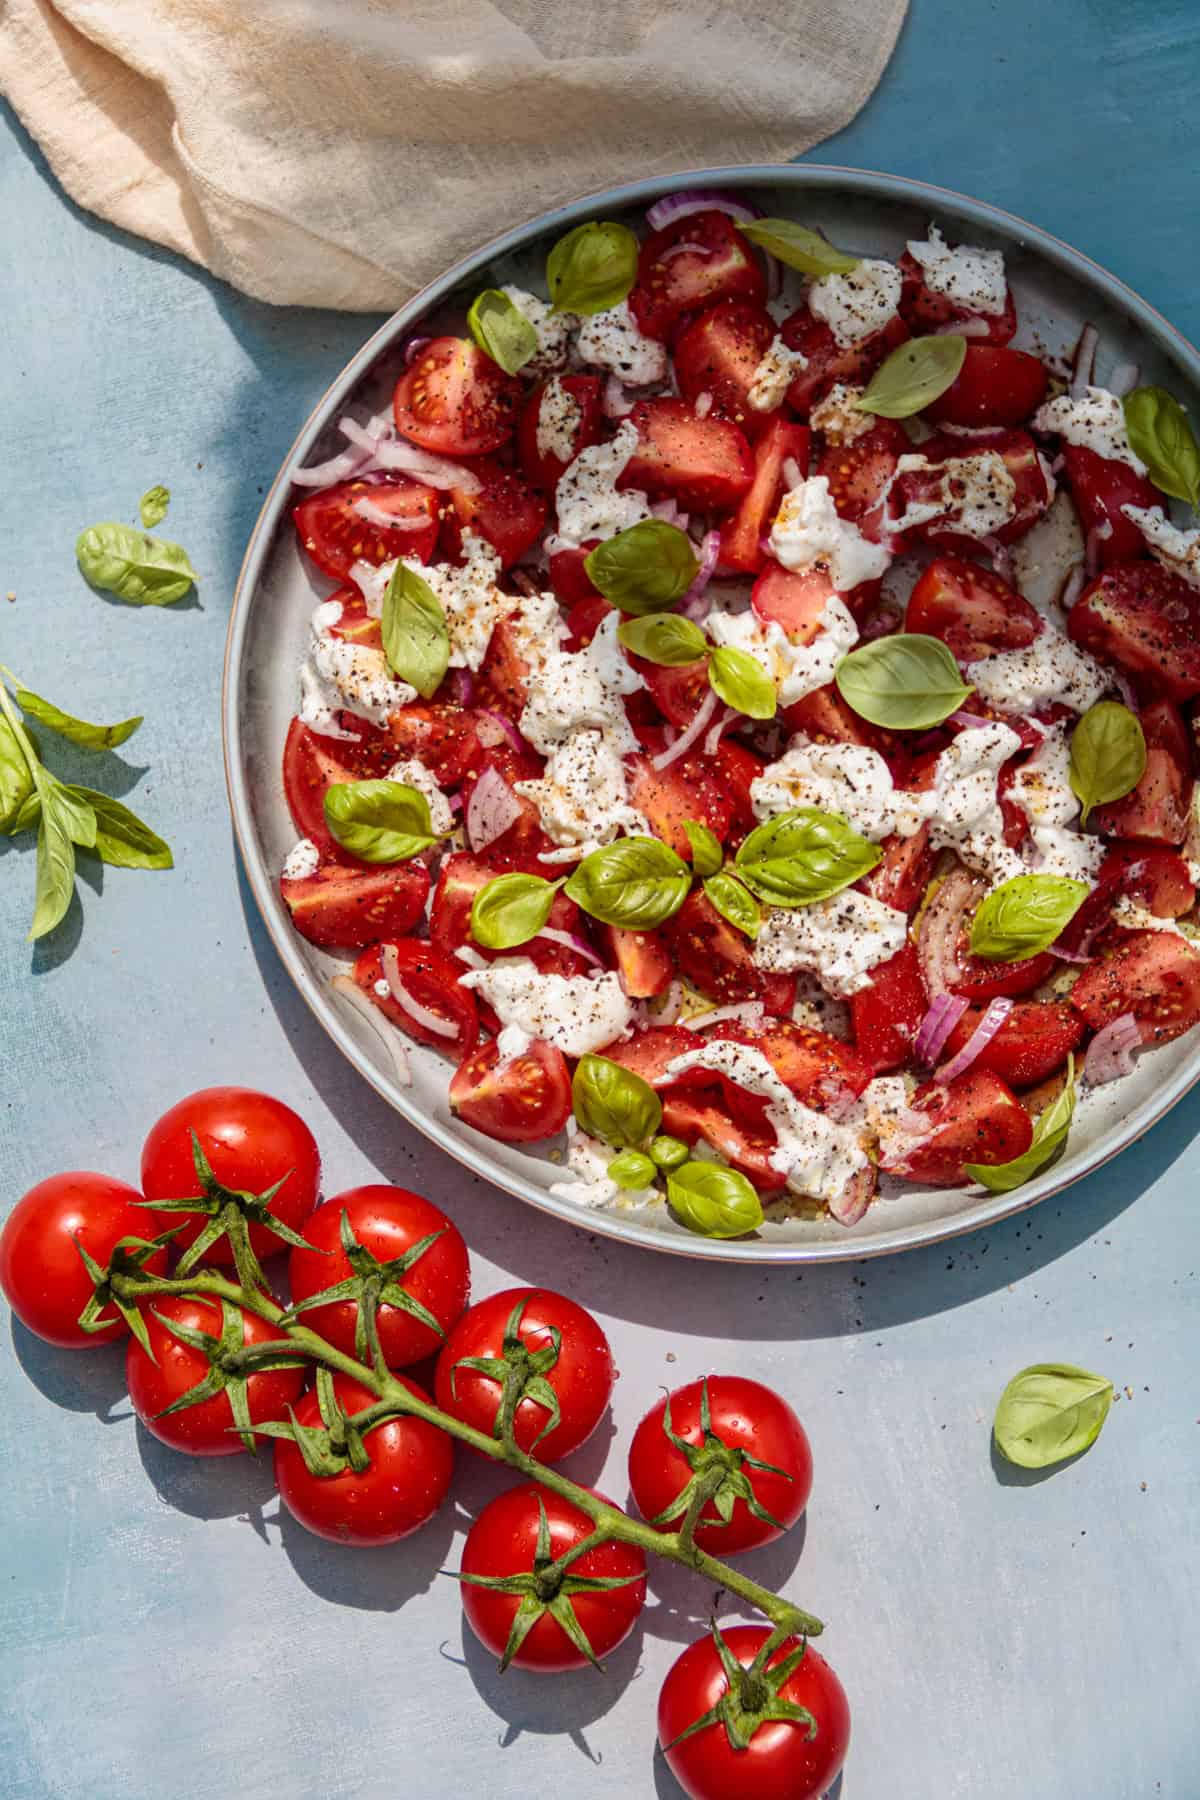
278, 190, 1200, 1239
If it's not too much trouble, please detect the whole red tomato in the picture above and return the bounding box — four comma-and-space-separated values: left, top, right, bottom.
126, 1295, 305, 1456
434, 1287, 613, 1464
287, 1186, 470, 1369
0, 1172, 167, 1349
275, 1373, 454, 1545
628, 1376, 813, 1554
460, 1483, 645, 1671
658, 1625, 850, 1800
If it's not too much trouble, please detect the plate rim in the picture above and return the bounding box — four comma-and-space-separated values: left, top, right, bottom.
222, 159, 1200, 1265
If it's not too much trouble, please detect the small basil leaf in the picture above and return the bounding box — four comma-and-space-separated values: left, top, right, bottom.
467, 289, 538, 376
966, 1056, 1077, 1194
703, 870, 762, 939
139, 485, 170, 529
737, 219, 859, 277
47, 781, 98, 850
617, 612, 708, 666
546, 220, 639, 316
1123, 385, 1200, 506
1069, 700, 1146, 826
708, 645, 777, 721
992, 1359, 1112, 1469
470, 871, 562, 949
323, 779, 438, 864
682, 820, 723, 879
564, 835, 692, 929
835, 633, 973, 730
667, 1161, 764, 1238
857, 335, 967, 419
10, 791, 41, 834
381, 562, 450, 700
30, 797, 76, 940
76, 521, 198, 605
15, 684, 142, 752
969, 874, 1089, 963
607, 1149, 657, 1190
585, 521, 699, 616
63, 785, 173, 870
734, 807, 880, 907
649, 1134, 690, 1171
0, 714, 35, 832
572, 1053, 662, 1148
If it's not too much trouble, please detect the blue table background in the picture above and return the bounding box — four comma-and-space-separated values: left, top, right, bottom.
2, 3, 1197, 1794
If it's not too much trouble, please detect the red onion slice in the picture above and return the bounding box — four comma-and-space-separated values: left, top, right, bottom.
947, 709, 994, 731
403, 335, 432, 367
934, 316, 991, 339
914, 991, 969, 1065
827, 1164, 876, 1227
330, 975, 413, 1087
980, 535, 1015, 585
694, 391, 714, 419
696, 1001, 768, 1030
678, 530, 721, 620
1049, 942, 1093, 966
352, 496, 430, 530
1083, 1012, 1141, 1084
936, 996, 1013, 1083
466, 766, 522, 851
703, 705, 736, 757
650, 498, 691, 529
292, 446, 372, 488
659, 240, 712, 263
1108, 361, 1140, 399
645, 188, 763, 231
631, 981, 685, 1029
380, 944, 459, 1039
916, 866, 979, 998
1070, 323, 1099, 399
535, 927, 604, 968
1061, 562, 1088, 610
476, 709, 524, 751
1110, 668, 1139, 711
651, 688, 719, 771
338, 417, 482, 493
1084, 519, 1113, 579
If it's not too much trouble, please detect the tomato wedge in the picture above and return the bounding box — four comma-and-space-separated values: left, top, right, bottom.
752, 561, 841, 636
720, 419, 810, 573
817, 421, 908, 541
1060, 444, 1162, 567
599, 1025, 704, 1087
879, 1068, 1032, 1184
387, 702, 481, 785
659, 1091, 787, 1191
906, 555, 1042, 661
1070, 929, 1200, 1046
439, 458, 547, 569
450, 1039, 572, 1142
940, 999, 1085, 1087
392, 336, 519, 456
597, 926, 674, 999
626, 751, 733, 859
517, 374, 604, 491
858, 824, 934, 913
898, 250, 1017, 344
430, 850, 594, 977
354, 939, 479, 1056
778, 310, 910, 414
629, 211, 766, 342
673, 298, 777, 430
293, 477, 439, 579
1097, 845, 1195, 916
702, 1018, 873, 1105
850, 942, 928, 1072
282, 714, 396, 850
924, 344, 1048, 427
1069, 560, 1200, 703
620, 398, 755, 511
660, 889, 795, 1015
282, 861, 430, 951
1092, 699, 1192, 844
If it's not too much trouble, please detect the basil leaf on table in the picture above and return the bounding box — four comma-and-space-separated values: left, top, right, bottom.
45, 778, 98, 849
572, 1053, 662, 1149
586, 521, 698, 615
682, 820, 723, 879
734, 807, 880, 907
966, 1056, 1077, 1193
737, 219, 859, 277
470, 871, 562, 950
969, 874, 1089, 962
323, 780, 438, 864
12, 682, 142, 752
64, 786, 173, 870
834, 633, 973, 730
381, 562, 450, 699
564, 836, 692, 929
667, 1161, 764, 1238
857, 335, 967, 419
708, 645, 777, 721
704, 869, 762, 939
992, 1360, 1113, 1469
31, 800, 77, 942
466, 288, 538, 376
1069, 700, 1146, 825
76, 522, 198, 605
0, 715, 35, 832
1122, 385, 1200, 506
617, 612, 708, 666
139, 485, 171, 529
546, 220, 639, 316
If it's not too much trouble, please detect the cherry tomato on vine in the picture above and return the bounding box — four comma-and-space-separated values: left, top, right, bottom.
0, 1172, 168, 1349
126, 1295, 305, 1456
628, 1376, 813, 1554
460, 1483, 646, 1672
274, 1373, 454, 1545
434, 1287, 613, 1464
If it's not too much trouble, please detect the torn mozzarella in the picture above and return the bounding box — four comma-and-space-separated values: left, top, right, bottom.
1121, 505, 1200, 589
905, 224, 1007, 316
769, 473, 892, 591
552, 421, 652, 548
752, 891, 908, 996
704, 595, 859, 705
751, 739, 897, 841
574, 301, 668, 386
459, 959, 633, 1057
1033, 387, 1148, 476
808, 260, 902, 349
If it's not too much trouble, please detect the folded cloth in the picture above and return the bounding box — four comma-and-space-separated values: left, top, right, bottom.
0, 0, 908, 311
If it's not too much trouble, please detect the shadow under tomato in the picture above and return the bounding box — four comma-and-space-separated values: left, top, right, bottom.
274, 1484, 461, 1612
134, 1417, 279, 1537
9, 1317, 133, 1421
454, 1608, 645, 1764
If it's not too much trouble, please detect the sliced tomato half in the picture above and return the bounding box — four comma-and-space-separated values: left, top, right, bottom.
282, 714, 396, 850
620, 399, 755, 511
660, 889, 795, 1016
597, 926, 675, 999
940, 999, 1085, 1088
849, 942, 928, 1073
355, 939, 479, 1057
673, 299, 778, 430
1070, 930, 1200, 1046
659, 1092, 786, 1192
1070, 562, 1200, 704
440, 458, 547, 569
392, 336, 519, 456
450, 1039, 572, 1143
282, 862, 430, 951
906, 555, 1042, 661
627, 751, 734, 859
1059, 445, 1162, 567
1092, 699, 1193, 845
924, 345, 1048, 428
430, 851, 594, 977
778, 311, 910, 415
879, 1068, 1033, 1184
292, 477, 439, 579
629, 211, 767, 342
720, 419, 811, 574
387, 702, 482, 786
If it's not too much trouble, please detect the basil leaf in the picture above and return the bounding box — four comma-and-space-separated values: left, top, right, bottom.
650, 1134, 690, 1171
708, 645, 777, 721
323, 779, 438, 863
0, 714, 35, 833
471, 871, 562, 949
617, 612, 707, 666
737, 219, 859, 277
30, 796, 76, 941
734, 808, 880, 907
10, 792, 41, 834
14, 684, 141, 752
585, 522, 698, 616
703, 869, 762, 939
546, 220, 639, 316
667, 1161, 764, 1238
139, 485, 170, 529
47, 780, 98, 849
564, 836, 692, 929
467, 288, 538, 376
572, 1053, 662, 1148
381, 562, 450, 700
682, 820, 723, 879
835, 633, 973, 730
992, 1360, 1112, 1469
966, 1056, 1077, 1194
969, 874, 1089, 962
607, 1149, 658, 1190
63, 785, 173, 870
1069, 700, 1146, 826
857, 335, 967, 419
1123, 385, 1200, 506
76, 521, 197, 605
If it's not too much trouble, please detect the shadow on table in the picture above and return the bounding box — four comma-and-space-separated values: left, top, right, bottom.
9, 1317, 133, 1421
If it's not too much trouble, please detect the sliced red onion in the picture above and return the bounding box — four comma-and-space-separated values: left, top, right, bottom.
896, 1103, 935, 1138
694, 391, 714, 419
934, 315, 991, 339
916, 866, 978, 998
981, 535, 1014, 585
914, 991, 969, 1065
1110, 667, 1139, 711
291, 445, 372, 488
631, 980, 684, 1029
466, 766, 522, 851
1048, 452, 1065, 477
1049, 942, 1093, 966
339, 417, 482, 493
330, 975, 412, 1087
781, 455, 805, 490
380, 944, 460, 1039
947, 709, 994, 731
535, 927, 604, 968
1084, 519, 1113, 579
645, 188, 763, 231
828, 1165, 875, 1226
603, 375, 636, 419
659, 239, 712, 263
652, 688, 719, 771
678, 529, 720, 620
1084, 1012, 1141, 1084
650, 498, 691, 528
352, 496, 429, 530
697, 1001, 767, 1030
454, 945, 488, 970
1108, 361, 1139, 399
935, 420, 1008, 438
1070, 323, 1098, 399
703, 705, 736, 757
446, 668, 476, 706
1061, 562, 1088, 610
476, 709, 524, 750
403, 336, 432, 367
446, 790, 464, 815
936, 996, 1013, 1083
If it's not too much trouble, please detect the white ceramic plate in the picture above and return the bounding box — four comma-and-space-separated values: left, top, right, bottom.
223, 163, 1200, 1264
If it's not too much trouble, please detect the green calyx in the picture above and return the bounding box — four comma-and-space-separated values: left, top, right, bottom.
450, 1291, 563, 1451
136, 1131, 311, 1295
72, 1226, 182, 1356
149, 1296, 307, 1452
650, 1379, 791, 1541
254, 1365, 380, 1476
279, 1207, 446, 1372
663, 1621, 818, 1754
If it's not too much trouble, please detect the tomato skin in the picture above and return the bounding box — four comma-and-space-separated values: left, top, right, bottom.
880, 1068, 1033, 1184
752, 560, 840, 637
721, 419, 811, 573
621, 398, 755, 511
628, 1377, 812, 1553
898, 248, 1016, 344
658, 1626, 851, 1800
924, 344, 1048, 427
354, 939, 480, 1056
434, 1287, 613, 1463
673, 298, 778, 431
1070, 929, 1200, 1046
1091, 698, 1192, 844
597, 924, 674, 998
430, 850, 592, 977
716, 738, 766, 837
941, 999, 1086, 1087
700, 1019, 872, 1109
661, 889, 796, 1015
449, 1038, 572, 1143
817, 421, 908, 541
779, 309, 909, 414
127, 1296, 304, 1456
627, 750, 734, 858
292, 477, 439, 579
660, 1090, 788, 1191
638, 656, 713, 728
630, 211, 766, 342
548, 543, 602, 607
906, 555, 1041, 660
140, 1088, 321, 1268
858, 824, 934, 913
283, 713, 397, 852
275, 1373, 453, 1545
392, 335, 519, 455
282, 860, 430, 951
1069, 560, 1200, 703
948, 946, 1057, 1002
850, 942, 929, 1073
286, 1186, 470, 1368
517, 374, 604, 491
461, 1484, 646, 1671
0, 1173, 167, 1349
387, 701, 482, 786
1097, 844, 1195, 916
1061, 444, 1161, 566
439, 458, 547, 569
599, 1024, 704, 1087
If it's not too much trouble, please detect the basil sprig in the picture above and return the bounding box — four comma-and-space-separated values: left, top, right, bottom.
139, 485, 170, 529
585, 521, 699, 615
572, 1053, 662, 1149
467, 288, 538, 376
323, 780, 438, 863
546, 220, 639, 316
857, 335, 966, 419
734, 807, 880, 907
704, 868, 762, 939
992, 1358, 1113, 1469
7, 673, 142, 752
708, 646, 777, 721
1123, 385, 1200, 506
682, 821, 723, 879
1069, 700, 1146, 825
0, 715, 34, 833
737, 219, 858, 277
667, 1161, 764, 1238
969, 875, 1089, 963
966, 1056, 1077, 1193
381, 562, 450, 699
618, 612, 707, 666
471, 871, 563, 949
76, 521, 197, 605
835, 633, 973, 730
564, 836, 691, 929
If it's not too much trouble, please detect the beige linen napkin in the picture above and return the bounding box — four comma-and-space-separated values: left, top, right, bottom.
0, 0, 908, 311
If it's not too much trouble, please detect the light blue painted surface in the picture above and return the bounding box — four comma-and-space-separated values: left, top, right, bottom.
1, 2, 1198, 1793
